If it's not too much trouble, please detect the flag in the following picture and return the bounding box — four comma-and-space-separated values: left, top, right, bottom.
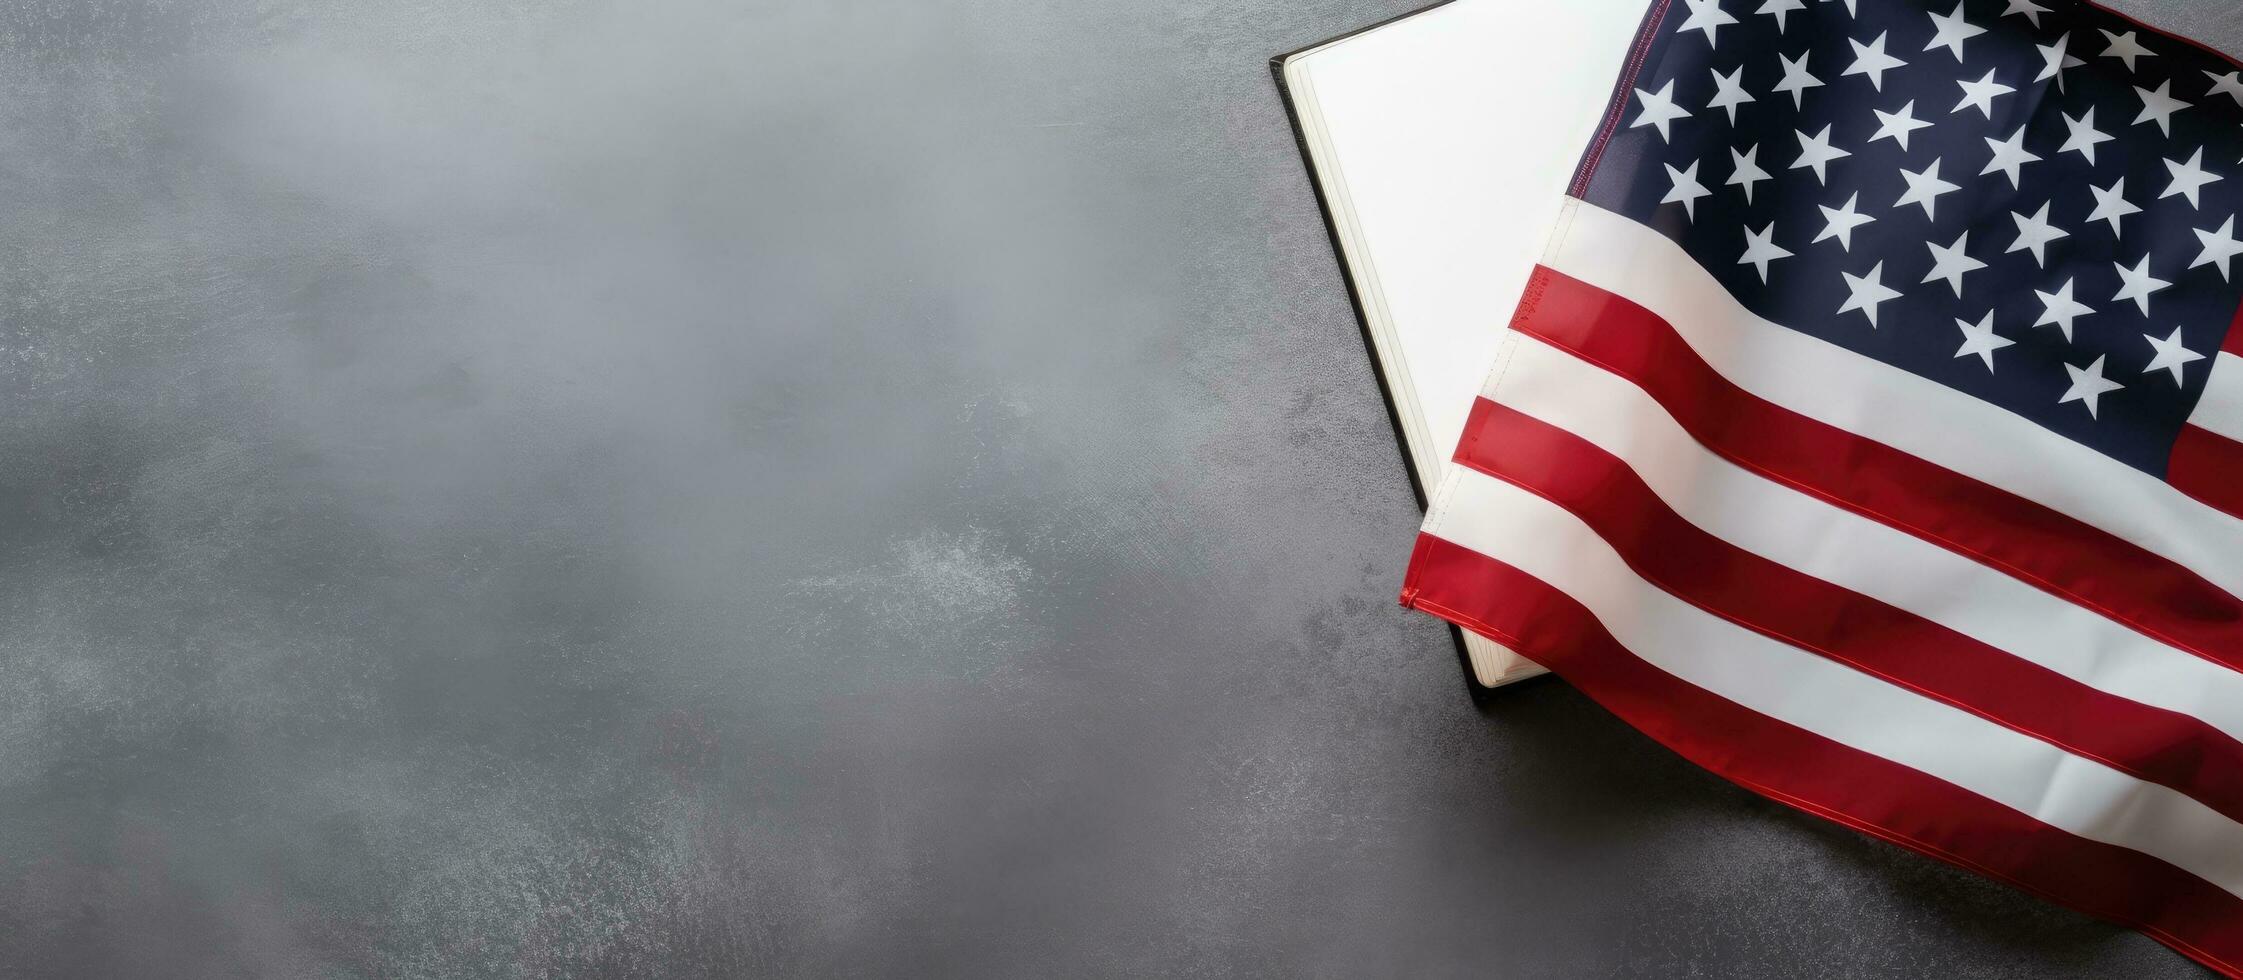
1399, 0, 2243, 973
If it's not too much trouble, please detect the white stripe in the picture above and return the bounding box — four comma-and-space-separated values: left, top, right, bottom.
2192, 350, 2243, 445
1485, 334, 2243, 742
1536, 198, 2243, 601
1426, 466, 2243, 898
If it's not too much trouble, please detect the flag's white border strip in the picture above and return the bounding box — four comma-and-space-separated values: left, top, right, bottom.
1431, 466, 2243, 899
1538, 198, 2243, 601
1491, 335, 2243, 741
2192, 351, 2243, 445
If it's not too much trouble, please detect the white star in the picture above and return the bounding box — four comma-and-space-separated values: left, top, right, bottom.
1894, 158, 1960, 220
2100, 29, 2154, 72
1814, 192, 1876, 250
1922, 232, 1987, 298
1662, 160, 1712, 220
2034, 279, 2093, 341
2163, 148, 2222, 208
1869, 100, 1934, 151
2060, 356, 2125, 418
2193, 216, 2243, 280
2007, 203, 2068, 267
1631, 79, 1691, 142
1757, 0, 1806, 31
1707, 66, 1756, 124
2209, 70, 2243, 107
1820, 0, 1856, 15
1677, 0, 1740, 45
2112, 254, 2172, 316
2087, 178, 2143, 238
1791, 125, 1849, 184
1980, 125, 2040, 190
2143, 327, 2206, 385
2002, 0, 2049, 27
1952, 312, 2014, 372
2038, 33, 2086, 90
1845, 32, 1908, 91
2057, 108, 2112, 165
1739, 222, 1793, 283
1774, 51, 1824, 109
1954, 69, 2016, 120
2134, 80, 2191, 136
1838, 261, 1903, 327
1727, 144, 1772, 202
1923, 3, 1984, 62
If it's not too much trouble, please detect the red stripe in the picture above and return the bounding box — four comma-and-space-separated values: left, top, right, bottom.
2172, 425, 2243, 522
2220, 302, 2243, 359
1456, 398, 2243, 824
1399, 536, 2243, 979
1508, 266, 2243, 677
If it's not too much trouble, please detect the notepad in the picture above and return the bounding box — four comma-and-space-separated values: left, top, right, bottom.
1275, 0, 1654, 686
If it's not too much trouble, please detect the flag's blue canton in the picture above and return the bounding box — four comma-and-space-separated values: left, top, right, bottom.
1584, 0, 2243, 475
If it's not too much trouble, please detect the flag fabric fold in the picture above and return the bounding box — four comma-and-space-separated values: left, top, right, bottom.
1400, 1, 2243, 973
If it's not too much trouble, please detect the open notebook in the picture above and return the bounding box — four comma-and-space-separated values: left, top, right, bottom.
1275, 0, 1654, 687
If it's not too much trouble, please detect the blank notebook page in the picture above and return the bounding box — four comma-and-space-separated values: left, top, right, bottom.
1286, 0, 1651, 683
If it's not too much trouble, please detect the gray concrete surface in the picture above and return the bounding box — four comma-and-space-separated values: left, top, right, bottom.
0, 0, 2235, 977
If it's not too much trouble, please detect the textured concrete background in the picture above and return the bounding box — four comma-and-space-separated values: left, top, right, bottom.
1, 0, 2237, 977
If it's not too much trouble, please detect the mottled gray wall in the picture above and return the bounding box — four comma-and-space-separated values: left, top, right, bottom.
0, 1, 2236, 977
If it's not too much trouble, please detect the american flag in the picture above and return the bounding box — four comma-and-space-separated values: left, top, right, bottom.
1399, 0, 2243, 972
